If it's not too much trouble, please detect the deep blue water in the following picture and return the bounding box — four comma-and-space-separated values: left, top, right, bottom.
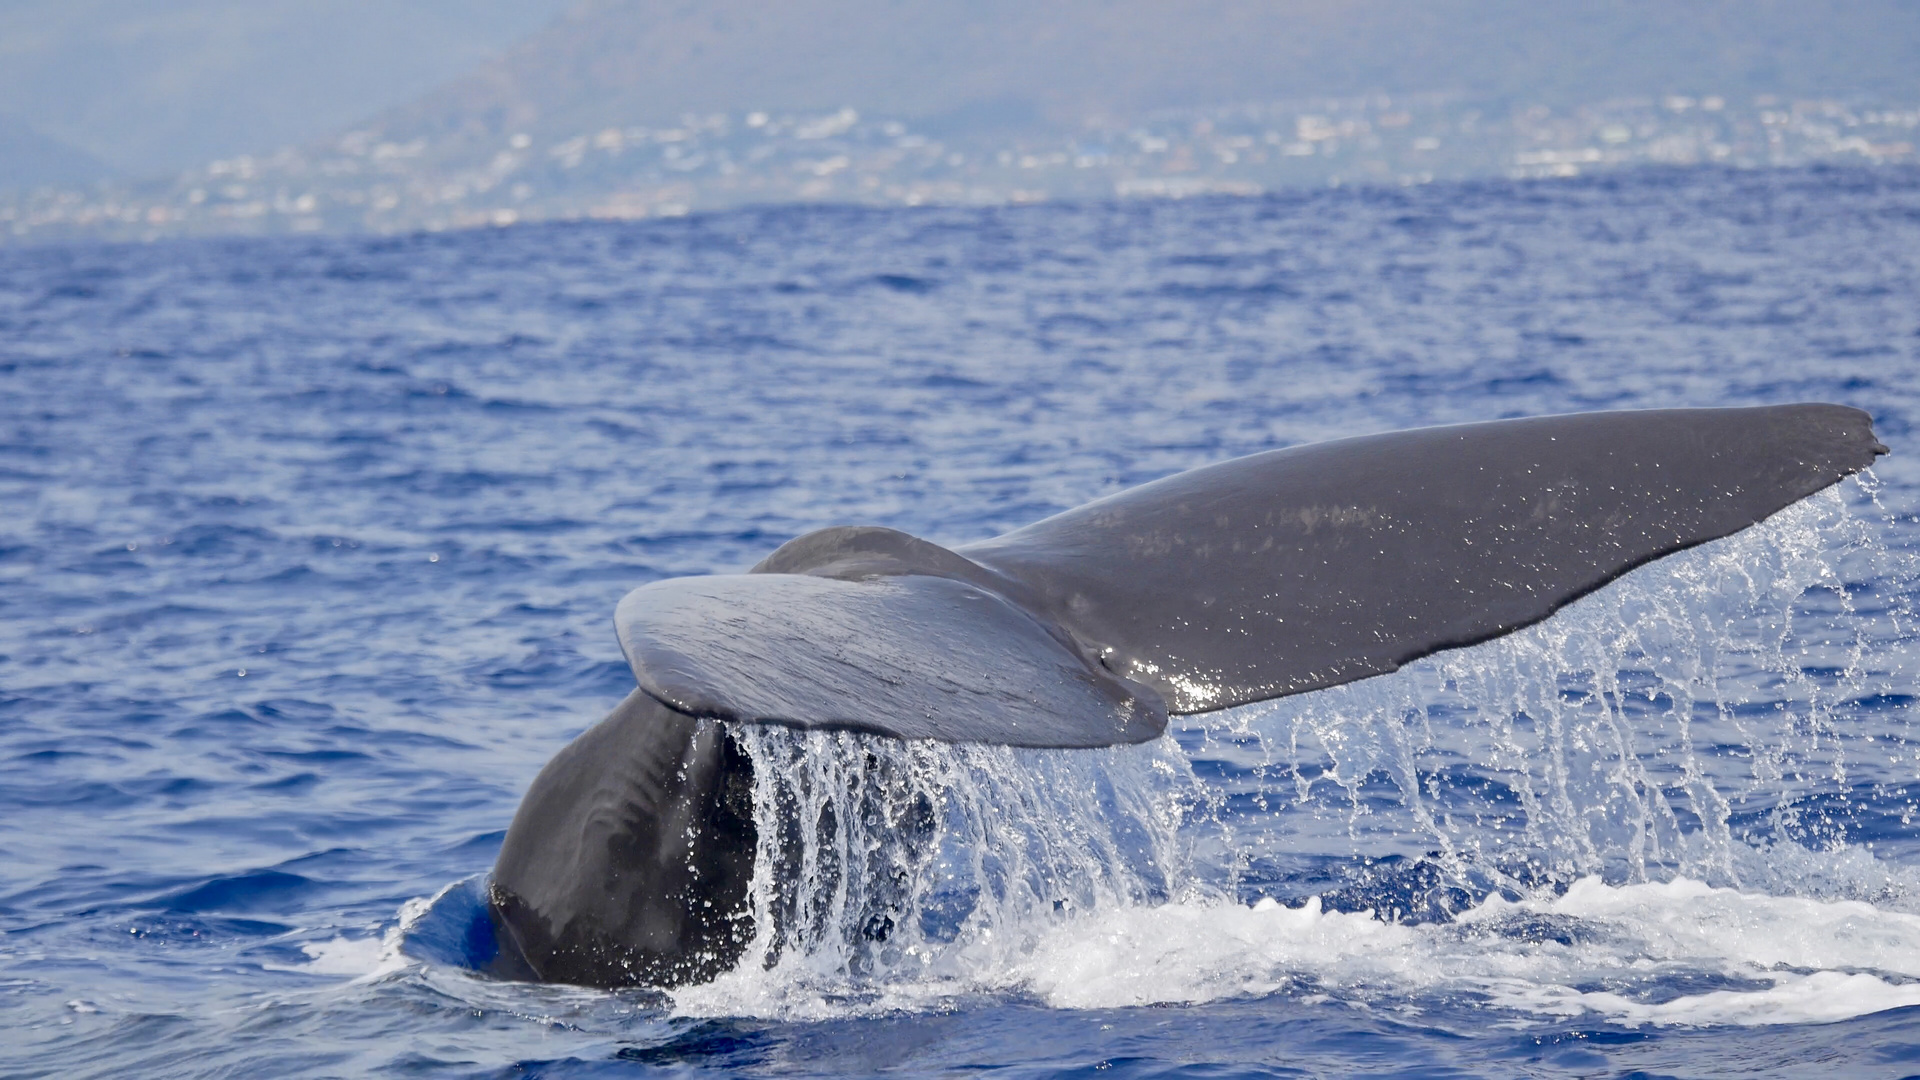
4, 165, 1920, 1078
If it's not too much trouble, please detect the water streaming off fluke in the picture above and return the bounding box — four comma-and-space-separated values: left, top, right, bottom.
638, 483, 1920, 1023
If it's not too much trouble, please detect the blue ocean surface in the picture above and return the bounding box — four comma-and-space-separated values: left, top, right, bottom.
4, 165, 1920, 1078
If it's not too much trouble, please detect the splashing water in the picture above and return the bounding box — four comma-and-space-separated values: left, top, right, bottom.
640, 482, 1920, 1024
1195, 481, 1919, 899
673, 727, 1198, 1018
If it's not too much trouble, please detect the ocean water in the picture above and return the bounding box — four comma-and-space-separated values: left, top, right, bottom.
4, 165, 1920, 1078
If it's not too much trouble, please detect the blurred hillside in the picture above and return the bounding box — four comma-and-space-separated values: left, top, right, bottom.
387, 0, 1920, 148
0, 0, 574, 174
0, 116, 115, 190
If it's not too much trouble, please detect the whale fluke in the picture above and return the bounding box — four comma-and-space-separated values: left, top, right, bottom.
495, 403, 1887, 986
610, 403, 1885, 746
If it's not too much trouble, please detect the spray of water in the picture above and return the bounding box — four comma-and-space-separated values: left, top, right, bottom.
669, 727, 1204, 1015
444, 479, 1909, 1023
1193, 480, 1920, 901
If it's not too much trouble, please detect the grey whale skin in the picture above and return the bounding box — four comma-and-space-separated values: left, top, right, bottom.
490, 404, 1887, 988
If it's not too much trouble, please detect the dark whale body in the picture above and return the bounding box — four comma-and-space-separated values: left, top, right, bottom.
490, 404, 1887, 988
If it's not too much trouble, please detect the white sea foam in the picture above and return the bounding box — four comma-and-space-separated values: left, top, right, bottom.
1012, 895, 1418, 1008
1520, 970, 1920, 1027
1470, 877, 1920, 1025
1013, 876, 1920, 1024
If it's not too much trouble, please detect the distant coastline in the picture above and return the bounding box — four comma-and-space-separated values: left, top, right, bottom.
5, 92, 1914, 245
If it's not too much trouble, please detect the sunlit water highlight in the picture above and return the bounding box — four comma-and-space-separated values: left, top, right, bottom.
4, 165, 1920, 1077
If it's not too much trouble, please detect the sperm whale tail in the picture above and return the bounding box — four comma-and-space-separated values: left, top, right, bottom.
492, 403, 1887, 986
614, 403, 1886, 746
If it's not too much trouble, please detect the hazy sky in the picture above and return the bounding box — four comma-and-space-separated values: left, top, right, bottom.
0, 0, 575, 173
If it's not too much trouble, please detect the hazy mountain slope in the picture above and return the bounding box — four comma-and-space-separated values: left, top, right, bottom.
0, 115, 116, 191
383, 0, 1920, 144
0, 0, 575, 173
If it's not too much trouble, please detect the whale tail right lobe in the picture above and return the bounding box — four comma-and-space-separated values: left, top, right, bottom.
959, 402, 1889, 714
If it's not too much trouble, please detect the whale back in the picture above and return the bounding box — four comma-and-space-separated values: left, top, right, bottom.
489, 690, 757, 987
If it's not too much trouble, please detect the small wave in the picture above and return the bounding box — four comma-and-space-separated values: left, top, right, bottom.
269, 881, 464, 982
